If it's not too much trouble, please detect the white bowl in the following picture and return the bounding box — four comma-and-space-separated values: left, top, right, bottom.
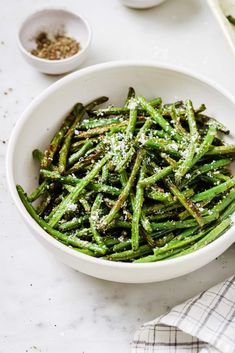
18, 8, 92, 75
120, 0, 166, 9
6, 61, 235, 283
207, 0, 235, 57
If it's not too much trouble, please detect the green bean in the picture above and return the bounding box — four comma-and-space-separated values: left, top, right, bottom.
90, 98, 162, 117
227, 15, 235, 25
183, 158, 232, 186
169, 105, 188, 137
70, 139, 96, 153
73, 228, 92, 238
167, 180, 203, 226
90, 194, 107, 253
141, 212, 152, 233
126, 103, 137, 139
125, 87, 135, 106
134, 226, 210, 263
58, 215, 89, 231
91, 107, 130, 116
140, 165, 173, 187
144, 188, 195, 215
148, 97, 162, 107
151, 219, 196, 231
169, 218, 231, 259
78, 197, 91, 212
145, 203, 180, 215
132, 160, 146, 250
74, 122, 126, 139
100, 150, 144, 229
101, 163, 109, 183
40, 169, 121, 196
160, 153, 178, 167
149, 211, 179, 221
212, 187, 235, 215
108, 220, 132, 229
58, 104, 86, 173
192, 178, 235, 202
191, 125, 217, 166
113, 239, 132, 252
67, 149, 103, 174
138, 96, 181, 142
115, 146, 136, 172
151, 214, 217, 231
134, 247, 183, 263
85, 96, 109, 111
31, 145, 59, 201
154, 233, 175, 247
179, 199, 211, 221
80, 116, 124, 129
40, 104, 78, 169
32, 149, 44, 163
105, 245, 152, 261
175, 139, 195, 184
28, 180, 48, 202
153, 227, 212, 256
103, 237, 120, 248
136, 117, 153, 142
68, 140, 94, 166
207, 145, 235, 155
220, 200, 235, 220
172, 226, 200, 240
74, 248, 97, 257
119, 170, 135, 210
147, 189, 173, 202
16, 185, 107, 255
164, 100, 183, 109
199, 174, 220, 185
210, 172, 229, 181
173, 100, 203, 183
185, 99, 199, 139
144, 138, 181, 157
36, 191, 53, 215
48, 154, 110, 227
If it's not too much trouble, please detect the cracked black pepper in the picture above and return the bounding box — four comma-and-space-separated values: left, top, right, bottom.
31, 32, 80, 60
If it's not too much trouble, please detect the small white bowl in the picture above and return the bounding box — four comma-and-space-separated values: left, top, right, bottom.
18, 8, 92, 75
6, 61, 235, 283
120, 0, 166, 9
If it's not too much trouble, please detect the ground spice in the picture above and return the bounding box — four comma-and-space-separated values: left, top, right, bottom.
31, 32, 80, 60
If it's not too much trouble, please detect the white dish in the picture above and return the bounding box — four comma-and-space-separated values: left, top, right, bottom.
6, 61, 235, 283
119, 0, 166, 9
208, 0, 235, 56
18, 8, 92, 75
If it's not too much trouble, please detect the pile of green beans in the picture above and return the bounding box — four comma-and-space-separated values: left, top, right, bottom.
16, 88, 235, 262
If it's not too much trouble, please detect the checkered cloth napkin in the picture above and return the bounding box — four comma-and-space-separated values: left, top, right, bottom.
132, 275, 235, 353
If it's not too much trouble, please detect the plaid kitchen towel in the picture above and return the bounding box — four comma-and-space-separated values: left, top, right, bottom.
132, 275, 235, 353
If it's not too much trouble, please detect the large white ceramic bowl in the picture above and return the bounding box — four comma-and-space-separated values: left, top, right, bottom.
6, 61, 235, 283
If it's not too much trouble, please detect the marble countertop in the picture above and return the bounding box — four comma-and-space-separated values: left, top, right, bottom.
1, 0, 235, 352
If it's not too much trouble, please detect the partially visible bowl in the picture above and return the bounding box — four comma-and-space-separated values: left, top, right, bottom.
120, 0, 166, 9
207, 0, 235, 57
6, 61, 235, 283
18, 8, 92, 75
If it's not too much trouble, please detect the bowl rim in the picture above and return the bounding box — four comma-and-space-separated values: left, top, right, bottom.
17, 6, 92, 65
6, 60, 235, 269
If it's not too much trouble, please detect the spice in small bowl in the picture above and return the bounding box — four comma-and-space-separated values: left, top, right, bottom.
18, 8, 92, 74
31, 32, 81, 60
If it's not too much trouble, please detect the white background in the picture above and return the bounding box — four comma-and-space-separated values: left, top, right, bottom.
1, 0, 235, 352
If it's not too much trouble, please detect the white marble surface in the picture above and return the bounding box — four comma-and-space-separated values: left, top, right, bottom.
1, 0, 235, 352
